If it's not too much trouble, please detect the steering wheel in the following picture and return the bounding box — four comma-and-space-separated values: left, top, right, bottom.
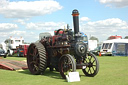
55, 29, 64, 35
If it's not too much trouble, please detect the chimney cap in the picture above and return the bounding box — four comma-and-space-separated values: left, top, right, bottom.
72, 9, 79, 15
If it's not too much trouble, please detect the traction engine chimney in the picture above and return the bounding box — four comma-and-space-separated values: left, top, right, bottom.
72, 9, 79, 35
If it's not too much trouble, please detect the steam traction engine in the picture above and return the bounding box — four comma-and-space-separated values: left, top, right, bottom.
27, 9, 99, 79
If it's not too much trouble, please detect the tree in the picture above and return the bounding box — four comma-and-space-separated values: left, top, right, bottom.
124, 36, 128, 39
89, 36, 99, 42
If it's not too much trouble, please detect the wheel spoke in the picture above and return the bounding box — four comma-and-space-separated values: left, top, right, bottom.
93, 65, 96, 66
89, 56, 92, 62
85, 59, 88, 63
90, 68, 92, 74
36, 58, 39, 62
36, 53, 39, 57
92, 60, 95, 64
92, 66, 95, 71
33, 67, 36, 71
30, 61, 36, 65
34, 48, 37, 55
34, 64, 39, 71
32, 45, 35, 51
32, 48, 39, 61
88, 68, 90, 73
29, 53, 33, 57
33, 48, 36, 56
68, 59, 71, 64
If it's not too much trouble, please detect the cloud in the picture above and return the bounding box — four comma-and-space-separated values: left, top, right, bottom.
0, 23, 18, 32
0, 30, 38, 43
0, 21, 67, 43
0, 18, 128, 43
25, 18, 128, 42
0, 0, 63, 18
81, 18, 128, 41
26, 22, 66, 31
99, 0, 128, 8
14, 19, 29, 25
80, 17, 90, 22
10, 31, 38, 42
10, 30, 26, 36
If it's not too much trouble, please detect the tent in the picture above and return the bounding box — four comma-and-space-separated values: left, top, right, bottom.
110, 39, 128, 56
112, 42, 128, 56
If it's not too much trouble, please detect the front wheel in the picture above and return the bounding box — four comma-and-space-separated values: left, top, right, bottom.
59, 54, 76, 79
82, 52, 99, 77
4, 55, 7, 58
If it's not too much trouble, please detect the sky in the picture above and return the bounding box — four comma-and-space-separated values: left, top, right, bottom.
0, 0, 128, 43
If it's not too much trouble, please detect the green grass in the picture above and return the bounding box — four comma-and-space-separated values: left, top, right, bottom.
0, 56, 128, 85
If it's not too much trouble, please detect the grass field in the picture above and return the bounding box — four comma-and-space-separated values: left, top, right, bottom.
0, 56, 128, 85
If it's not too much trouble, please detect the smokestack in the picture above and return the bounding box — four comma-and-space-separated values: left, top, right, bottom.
72, 9, 79, 34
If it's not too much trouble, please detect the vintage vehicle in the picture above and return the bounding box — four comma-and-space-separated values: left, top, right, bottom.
27, 9, 99, 79
17, 44, 29, 57
4, 37, 24, 56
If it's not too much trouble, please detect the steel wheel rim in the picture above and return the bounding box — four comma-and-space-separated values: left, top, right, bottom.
59, 54, 76, 79
85, 56, 97, 74
82, 52, 99, 76
27, 44, 40, 74
61, 56, 72, 75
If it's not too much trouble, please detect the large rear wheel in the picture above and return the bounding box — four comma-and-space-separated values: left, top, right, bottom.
82, 52, 99, 77
59, 54, 76, 79
27, 42, 47, 75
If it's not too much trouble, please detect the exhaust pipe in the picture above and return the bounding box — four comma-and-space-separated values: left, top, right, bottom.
72, 9, 79, 35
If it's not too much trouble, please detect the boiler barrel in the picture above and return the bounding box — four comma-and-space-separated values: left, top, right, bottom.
72, 9, 79, 34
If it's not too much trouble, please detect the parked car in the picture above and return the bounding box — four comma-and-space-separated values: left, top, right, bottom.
90, 46, 101, 55
0, 48, 7, 58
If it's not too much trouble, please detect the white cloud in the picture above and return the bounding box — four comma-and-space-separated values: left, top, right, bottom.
0, 18, 128, 43
10, 30, 26, 36
81, 18, 128, 41
9, 31, 38, 42
0, 0, 63, 18
25, 18, 128, 42
0, 21, 66, 43
14, 19, 29, 25
80, 17, 90, 22
0, 23, 18, 31
99, 0, 128, 8
0, 30, 38, 43
26, 22, 66, 31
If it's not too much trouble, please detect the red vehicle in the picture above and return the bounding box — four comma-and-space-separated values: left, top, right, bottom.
107, 35, 122, 40
17, 44, 29, 57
